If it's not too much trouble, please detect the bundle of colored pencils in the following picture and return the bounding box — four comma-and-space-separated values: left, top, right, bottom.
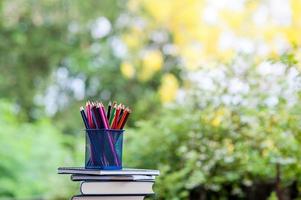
80, 101, 131, 130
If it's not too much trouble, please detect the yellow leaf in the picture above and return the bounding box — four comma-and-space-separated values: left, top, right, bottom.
120, 62, 135, 79
159, 74, 179, 103
138, 50, 163, 81
211, 117, 221, 127
143, 50, 163, 71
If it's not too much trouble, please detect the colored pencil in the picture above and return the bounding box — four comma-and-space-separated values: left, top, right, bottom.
106, 101, 112, 120
91, 104, 101, 129
118, 104, 125, 123
81, 101, 131, 130
117, 108, 128, 129
86, 102, 94, 129
112, 104, 121, 129
98, 103, 109, 129
120, 108, 131, 129
80, 106, 89, 129
109, 103, 117, 127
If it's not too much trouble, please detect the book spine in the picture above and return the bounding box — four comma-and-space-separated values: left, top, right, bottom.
74, 194, 152, 196
80, 181, 84, 195
80, 180, 155, 182
70, 174, 75, 181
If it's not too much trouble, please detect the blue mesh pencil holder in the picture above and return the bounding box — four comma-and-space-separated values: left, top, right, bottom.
85, 129, 124, 170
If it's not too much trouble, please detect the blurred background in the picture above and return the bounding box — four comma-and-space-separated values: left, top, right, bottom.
0, 0, 301, 199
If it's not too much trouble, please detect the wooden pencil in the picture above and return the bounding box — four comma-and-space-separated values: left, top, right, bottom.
120, 108, 131, 129
109, 103, 117, 127
106, 101, 112, 120
80, 106, 89, 129
112, 104, 121, 129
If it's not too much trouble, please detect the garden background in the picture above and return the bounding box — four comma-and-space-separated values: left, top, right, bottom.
0, 0, 301, 199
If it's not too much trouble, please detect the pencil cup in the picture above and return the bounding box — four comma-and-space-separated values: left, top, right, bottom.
85, 129, 124, 170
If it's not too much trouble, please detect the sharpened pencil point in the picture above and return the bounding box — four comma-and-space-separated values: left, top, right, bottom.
81, 100, 131, 130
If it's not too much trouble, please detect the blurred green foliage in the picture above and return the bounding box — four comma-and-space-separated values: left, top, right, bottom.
0, 0, 301, 200
125, 58, 301, 199
0, 100, 76, 198
0, 0, 162, 198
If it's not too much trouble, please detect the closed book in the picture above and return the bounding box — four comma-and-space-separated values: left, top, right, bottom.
71, 174, 155, 181
80, 181, 154, 195
72, 195, 145, 200
58, 167, 159, 176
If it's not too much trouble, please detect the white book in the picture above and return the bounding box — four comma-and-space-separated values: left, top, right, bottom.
71, 174, 155, 181
80, 181, 154, 195
72, 195, 145, 200
58, 167, 159, 176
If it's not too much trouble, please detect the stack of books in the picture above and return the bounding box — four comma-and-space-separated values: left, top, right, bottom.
58, 167, 160, 200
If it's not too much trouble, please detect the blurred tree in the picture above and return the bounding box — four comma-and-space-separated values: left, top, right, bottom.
0, 100, 76, 199
125, 57, 301, 199
0, 0, 124, 121
1, 0, 301, 199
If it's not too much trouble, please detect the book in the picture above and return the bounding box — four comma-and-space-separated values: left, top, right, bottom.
80, 181, 154, 195
71, 174, 155, 181
58, 167, 160, 176
72, 195, 145, 200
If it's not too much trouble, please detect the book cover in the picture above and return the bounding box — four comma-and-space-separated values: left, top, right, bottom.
71, 174, 155, 182
58, 167, 160, 176
80, 181, 154, 195
71, 195, 146, 200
